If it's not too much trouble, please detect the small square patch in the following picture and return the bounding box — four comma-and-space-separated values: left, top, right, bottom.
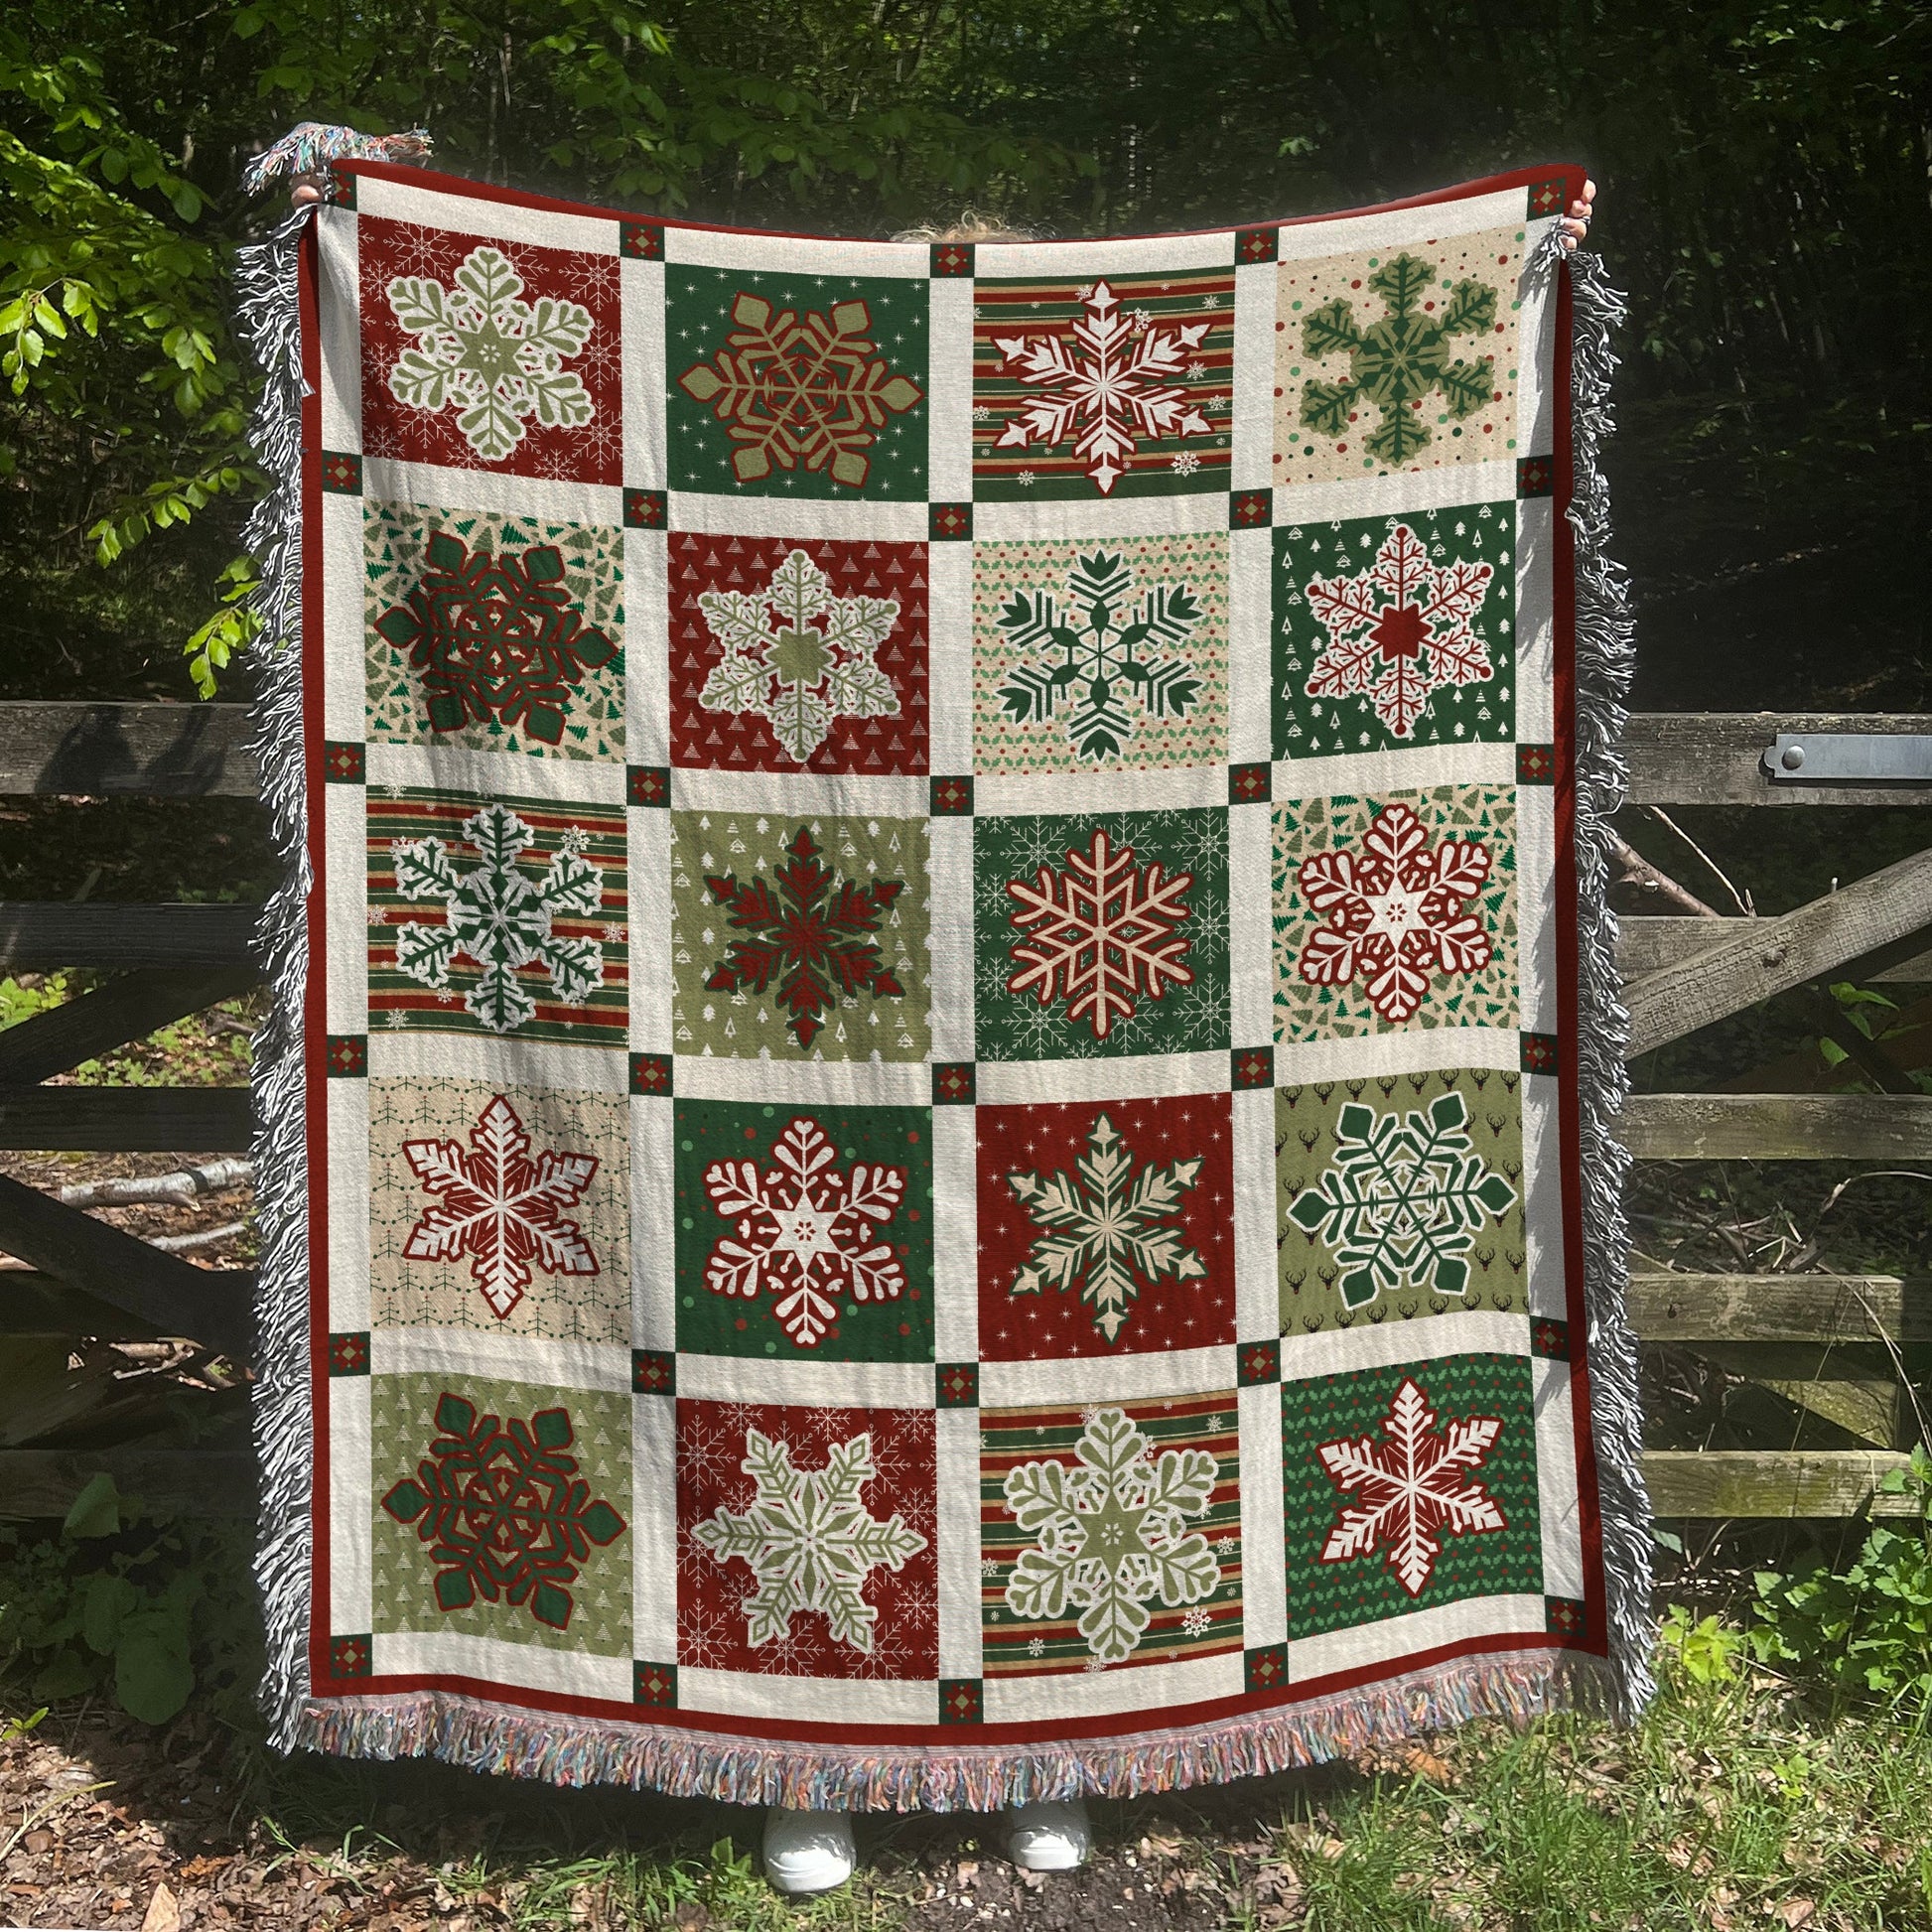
1516, 456, 1555, 498
1230, 488, 1273, 529
939, 1678, 983, 1724
933, 1062, 976, 1106
620, 219, 663, 261
631, 1349, 675, 1395
1531, 1317, 1571, 1361
628, 764, 669, 806
930, 242, 974, 278
1229, 761, 1270, 804
1239, 1340, 1280, 1387
1520, 1033, 1559, 1075
1245, 1642, 1288, 1694
937, 1362, 979, 1408
328, 1331, 370, 1376
331, 1632, 372, 1677
1236, 226, 1279, 265
326, 1035, 366, 1077
1528, 178, 1569, 217
930, 775, 973, 816
930, 502, 972, 541
629, 1052, 672, 1097
325, 741, 365, 784
1546, 1594, 1587, 1637
1232, 1045, 1274, 1090
1516, 744, 1555, 785
321, 451, 363, 495
633, 1659, 678, 1705
623, 488, 667, 529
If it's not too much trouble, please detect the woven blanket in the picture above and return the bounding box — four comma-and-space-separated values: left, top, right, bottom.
240, 159, 1650, 1806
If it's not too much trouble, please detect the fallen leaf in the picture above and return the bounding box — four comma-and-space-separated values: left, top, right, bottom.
1767, 1903, 1815, 1929
21, 1829, 53, 1855
142, 1879, 182, 1932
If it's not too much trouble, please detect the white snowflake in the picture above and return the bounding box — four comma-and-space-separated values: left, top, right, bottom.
1004, 1112, 1207, 1342
993, 282, 1212, 495
384, 244, 595, 461
1026, 1636, 1046, 1657
1315, 1375, 1507, 1596
1179, 1607, 1213, 1638
972, 403, 993, 422
1003, 1408, 1218, 1664
1170, 450, 1201, 478
390, 802, 604, 1033
694, 548, 899, 763
1005, 825, 1195, 1041
1016, 470, 1036, 487
692, 1428, 926, 1651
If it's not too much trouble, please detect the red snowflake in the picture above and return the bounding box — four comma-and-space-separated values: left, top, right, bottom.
1295, 802, 1492, 1025
401, 1094, 600, 1319
1006, 826, 1194, 1041
1314, 1375, 1507, 1596
1303, 523, 1494, 740
704, 826, 905, 1049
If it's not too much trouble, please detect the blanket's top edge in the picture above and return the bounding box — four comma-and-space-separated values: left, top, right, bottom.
331, 157, 1586, 245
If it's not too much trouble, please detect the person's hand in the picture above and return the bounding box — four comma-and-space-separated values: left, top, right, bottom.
291, 173, 325, 207
1559, 178, 1595, 252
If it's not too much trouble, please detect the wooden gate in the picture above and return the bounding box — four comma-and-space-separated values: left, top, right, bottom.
0, 702, 1927, 1519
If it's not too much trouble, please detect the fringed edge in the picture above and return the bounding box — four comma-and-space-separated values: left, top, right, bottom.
1562, 241, 1656, 1722
235, 207, 318, 1755
289, 1646, 1618, 1812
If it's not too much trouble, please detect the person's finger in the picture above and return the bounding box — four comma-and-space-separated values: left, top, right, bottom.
292, 172, 324, 207
1583, 178, 1596, 202
1568, 200, 1591, 220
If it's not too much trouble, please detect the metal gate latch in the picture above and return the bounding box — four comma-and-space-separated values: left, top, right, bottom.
1762, 733, 1932, 782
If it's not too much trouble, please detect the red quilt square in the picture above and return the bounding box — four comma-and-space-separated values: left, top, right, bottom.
976, 1093, 1235, 1359
358, 216, 622, 484
668, 533, 929, 773
676, 1398, 937, 1680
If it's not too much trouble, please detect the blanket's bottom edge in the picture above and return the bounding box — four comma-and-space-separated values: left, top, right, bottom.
292, 1645, 1615, 1811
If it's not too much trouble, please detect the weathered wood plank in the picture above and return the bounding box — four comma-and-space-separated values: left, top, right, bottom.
0, 702, 257, 797
0, 1269, 165, 1335
0, 968, 259, 1085
1622, 847, 1932, 1057
0, 902, 263, 972
1644, 1449, 1918, 1517
1617, 917, 1932, 985
1625, 713, 1932, 807
0, 1447, 254, 1518
1675, 1341, 1900, 1447
0, 1172, 253, 1357
0, 1084, 251, 1151
1629, 1272, 1932, 1342
1622, 1092, 1932, 1161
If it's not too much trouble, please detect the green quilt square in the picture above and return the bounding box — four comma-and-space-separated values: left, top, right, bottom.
1272, 504, 1515, 759
1282, 1352, 1541, 1639
1277, 1069, 1526, 1336
673, 1099, 933, 1361
669, 810, 930, 1061
372, 1373, 631, 1656
974, 808, 1229, 1061
667, 267, 928, 499
364, 500, 624, 760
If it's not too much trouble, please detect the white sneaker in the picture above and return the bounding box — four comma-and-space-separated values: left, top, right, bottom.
762, 1806, 856, 1894
1005, 1796, 1092, 1870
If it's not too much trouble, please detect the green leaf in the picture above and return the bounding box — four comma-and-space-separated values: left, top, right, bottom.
114, 1607, 194, 1724
63, 1471, 123, 1539
32, 1650, 100, 1702
82, 1572, 138, 1654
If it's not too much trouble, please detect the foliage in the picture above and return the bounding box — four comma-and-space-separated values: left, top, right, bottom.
1751, 1444, 1932, 1713
0, 972, 69, 1031
1657, 1602, 1746, 1686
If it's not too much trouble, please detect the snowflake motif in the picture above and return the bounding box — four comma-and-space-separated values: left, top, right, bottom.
1016, 470, 1036, 487
1299, 253, 1497, 466
677, 292, 923, 488
993, 281, 1212, 494
382, 1393, 624, 1629
702, 827, 905, 1049
1002, 1407, 1219, 1664
1294, 802, 1492, 1026
385, 245, 595, 462
390, 803, 605, 1033
1006, 826, 1194, 1041
695, 548, 899, 763
374, 531, 619, 747
1005, 1112, 1206, 1343
1314, 1375, 1507, 1595
1170, 451, 1200, 477
701, 1116, 906, 1347
996, 550, 1204, 763
1288, 1091, 1515, 1309
1179, 1606, 1213, 1638
1027, 1636, 1046, 1657
401, 1094, 600, 1319
1302, 523, 1496, 739
691, 1428, 926, 1651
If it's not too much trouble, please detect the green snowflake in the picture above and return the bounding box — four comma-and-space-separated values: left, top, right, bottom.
391, 802, 605, 1034
1299, 254, 1498, 466
1287, 1091, 1516, 1310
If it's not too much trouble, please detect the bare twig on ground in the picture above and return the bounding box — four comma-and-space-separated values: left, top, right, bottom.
59, 1159, 253, 1209
1609, 834, 1722, 918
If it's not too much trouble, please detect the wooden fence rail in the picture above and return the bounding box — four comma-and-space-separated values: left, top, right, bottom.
0, 703, 1927, 1519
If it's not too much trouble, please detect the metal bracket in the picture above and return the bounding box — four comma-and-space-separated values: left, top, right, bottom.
1763, 733, 1932, 784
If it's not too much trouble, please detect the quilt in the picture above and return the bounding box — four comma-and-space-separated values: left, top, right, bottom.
238, 154, 1650, 1806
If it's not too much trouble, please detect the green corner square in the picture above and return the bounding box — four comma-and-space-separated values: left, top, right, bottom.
667, 267, 928, 499
974, 808, 1229, 1061
1273, 504, 1516, 759
673, 1099, 933, 1361
1281, 1352, 1542, 1640
633, 1659, 677, 1704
